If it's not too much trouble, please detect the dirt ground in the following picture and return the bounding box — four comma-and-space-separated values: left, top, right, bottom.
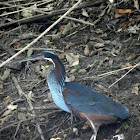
0, 0, 140, 140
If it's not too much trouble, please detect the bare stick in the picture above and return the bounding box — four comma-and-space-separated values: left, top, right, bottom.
108, 62, 140, 88
98, 63, 140, 77
63, 16, 95, 26
12, 76, 24, 97
0, 0, 82, 68
15, 47, 64, 52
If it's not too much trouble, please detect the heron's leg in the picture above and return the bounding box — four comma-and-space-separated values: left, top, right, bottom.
83, 114, 99, 140
90, 134, 96, 140
68, 106, 73, 125
88, 119, 99, 140
69, 109, 74, 137
70, 111, 73, 125
89, 121, 99, 140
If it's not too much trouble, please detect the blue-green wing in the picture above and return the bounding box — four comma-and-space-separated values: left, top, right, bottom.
63, 82, 129, 119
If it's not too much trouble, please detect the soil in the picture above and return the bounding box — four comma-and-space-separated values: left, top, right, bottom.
0, 0, 140, 140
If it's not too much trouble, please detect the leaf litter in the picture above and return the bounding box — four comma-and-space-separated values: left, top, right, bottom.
0, 0, 140, 140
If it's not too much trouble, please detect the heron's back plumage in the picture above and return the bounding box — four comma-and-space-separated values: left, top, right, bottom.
64, 82, 130, 120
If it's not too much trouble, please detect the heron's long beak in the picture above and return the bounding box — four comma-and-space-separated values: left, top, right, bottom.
9, 53, 44, 64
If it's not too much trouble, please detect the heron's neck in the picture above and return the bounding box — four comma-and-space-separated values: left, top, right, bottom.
47, 57, 70, 113
47, 58, 65, 89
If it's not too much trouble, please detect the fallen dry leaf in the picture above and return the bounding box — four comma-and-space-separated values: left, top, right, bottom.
70, 68, 77, 73
0, 83, 3, 89
131, 84, 139, 95
127, 54, 136, 60
134, 0, 139, 11
14, 42, 21, 49
125, 63, 132, 67
59, 53, 65, 59
127, 25, 139, 34
130, 19, 136, 25
50, 138, 61, 140
73, 127, 78, 135
115, 9, 132, 14
47, 92, 53, 102
43, 98, 51, 103
65, 42, 75, 49
28, 91, 35, 102
39, 65, 51, 78
82, 124, 90, 130
65, 53, 79, 66
4, 96, 11, 103
115, 13, 123, 18
7, 104, 18, 110
61, 22, 72, 35
109, 59, 114, 66
66, 75, 75, 82
27, 48, 33, 57
35, 65, 41, 73
84, 45, 90, 56
94, 42, 105, 48
1, 69, 11, 81
78, 69, 87, 74
18, 112, 26, 120
0, 116, 8, 124
82, 9, 89, 17
2, 110, 12, 117
59, 25, 65, 34
4, 99, 11, 105
122, 22, 129, 29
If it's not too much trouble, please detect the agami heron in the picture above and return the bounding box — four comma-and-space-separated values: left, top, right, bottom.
11, 51, 130, 140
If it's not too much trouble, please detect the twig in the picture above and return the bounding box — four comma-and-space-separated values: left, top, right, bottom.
20, 104, 59, 110
108, 62, 140, 88
12, 76, 24, 97
0, 0, 82, 68
15, 47, 64, 52
63, 16, 95, 26
67, 25, 88, 38
82, 63, 140, 81
98, 64, 140, 77
13, 121, 22, 139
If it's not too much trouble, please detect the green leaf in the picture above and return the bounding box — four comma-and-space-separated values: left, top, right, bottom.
23, 13, 32, 18
124, 124, 129, 130
27, 48, 33, 57
74, 64, 81, 69
116, 127, 121, 134
1, 69, 11, 80
44, 65, 50, 69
